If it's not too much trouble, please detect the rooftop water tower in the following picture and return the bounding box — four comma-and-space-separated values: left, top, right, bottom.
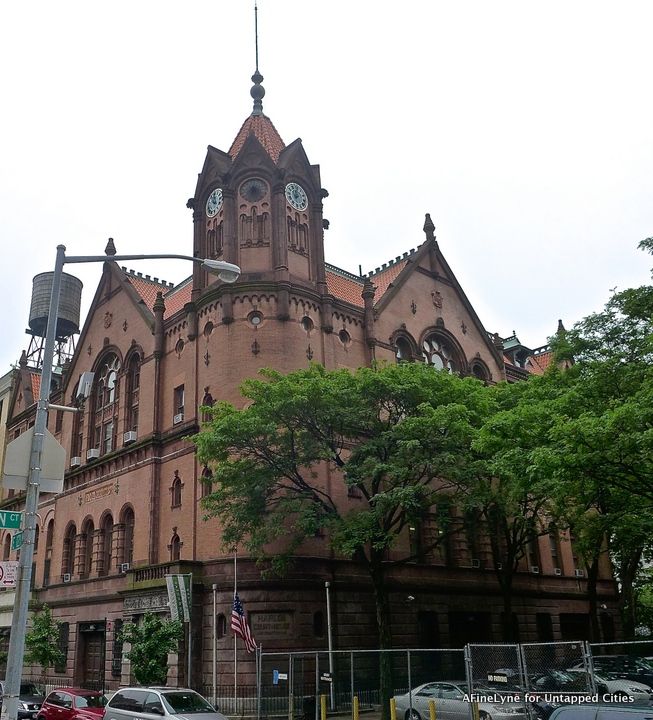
25, 271, 83, 375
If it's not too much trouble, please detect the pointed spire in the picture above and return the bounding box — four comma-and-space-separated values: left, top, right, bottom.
557, 318, 566, 335
250, 3, 265, 116
105, 237, 117, 256
423, 213, 436, 242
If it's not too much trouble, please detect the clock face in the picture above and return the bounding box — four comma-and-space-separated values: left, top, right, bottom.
285, 182, 308, 211
206, 188, 223, 218
240, 178, 267, 203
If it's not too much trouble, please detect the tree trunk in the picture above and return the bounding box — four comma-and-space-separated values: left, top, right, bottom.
370, 558, 393, 720
617, 548, 642, 640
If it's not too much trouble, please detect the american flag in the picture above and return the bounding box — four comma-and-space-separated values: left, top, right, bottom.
231, 593, 257, 653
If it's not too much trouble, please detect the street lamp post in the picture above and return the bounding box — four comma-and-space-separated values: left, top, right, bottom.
1, 245, 240, 720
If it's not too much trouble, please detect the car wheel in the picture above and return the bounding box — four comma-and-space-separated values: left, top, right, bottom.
479, 712, 491, 720
405, 710, 422, 720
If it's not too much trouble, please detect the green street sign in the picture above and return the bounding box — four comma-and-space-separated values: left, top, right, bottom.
0, 511, 22, 530
11, 531, 23, 551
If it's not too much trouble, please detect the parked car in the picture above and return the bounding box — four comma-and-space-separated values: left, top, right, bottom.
549, 705, 653, 720
528, 671, 609, 720
581, 657, 653, 690
0, 681, 45, 720
393, 681, 527, 720
105, 688, 227, 720
36, 688, 107, 720
566, 668, 653, 706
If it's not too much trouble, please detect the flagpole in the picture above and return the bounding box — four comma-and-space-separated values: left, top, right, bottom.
234, 548, 238, 713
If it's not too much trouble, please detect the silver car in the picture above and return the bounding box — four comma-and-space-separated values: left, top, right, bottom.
394, 681, 527, 720
105, 688, 227, 720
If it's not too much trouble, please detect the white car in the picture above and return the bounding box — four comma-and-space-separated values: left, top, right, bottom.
566, 669, 653, 705
394, 682, 527, 720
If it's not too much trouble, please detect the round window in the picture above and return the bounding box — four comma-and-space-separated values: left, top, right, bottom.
248, 311, 263, 327
338, 329, 351, 345
301, 316, 314, 333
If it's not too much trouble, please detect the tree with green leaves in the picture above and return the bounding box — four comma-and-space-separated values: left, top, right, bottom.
24, 604, 65, 673
119, 612, 183, 686
194, 362, 493, 712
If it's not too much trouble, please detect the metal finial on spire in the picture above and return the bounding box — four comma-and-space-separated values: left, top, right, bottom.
250, 2, 265, 115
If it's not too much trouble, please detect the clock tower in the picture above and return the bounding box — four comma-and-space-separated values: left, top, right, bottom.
188, 67, 330, 315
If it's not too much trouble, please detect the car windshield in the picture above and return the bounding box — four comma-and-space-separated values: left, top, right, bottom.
162, 692, 214, 714
75, 695, 107, 708
20, 684, 41, 696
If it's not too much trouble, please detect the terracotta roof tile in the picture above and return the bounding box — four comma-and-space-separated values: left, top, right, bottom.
368, 260, 407, 299
527, 350, 554, 375
122, 270, 190, 319
326, 268, 365, 308
30, 371, 40, 399
229, 114, 286, 163
163, 280, 192, 318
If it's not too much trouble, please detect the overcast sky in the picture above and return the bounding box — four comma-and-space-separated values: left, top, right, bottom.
1, 1, 651, 374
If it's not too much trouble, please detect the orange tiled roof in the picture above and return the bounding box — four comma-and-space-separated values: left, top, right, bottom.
30, 371, 41, 399
229, 114, 286, 163
527, 349, 554, 375
326, 267, 365, 308
163, 280, 192, 317
368, 260, 407, 297
122, 270, 190, 319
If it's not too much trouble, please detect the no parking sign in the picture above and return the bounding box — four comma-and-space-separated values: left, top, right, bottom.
0, 561, 19, 587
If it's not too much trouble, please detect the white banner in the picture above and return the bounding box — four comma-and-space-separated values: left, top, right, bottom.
165, 574, 192, 622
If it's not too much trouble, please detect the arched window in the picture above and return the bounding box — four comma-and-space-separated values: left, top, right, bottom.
100, 513, 114, 576
120, 507, 135, 566
43, 519, 54, 587
200, 466, 213, 499
171, 472, 183, 508
62, 523, 76, 577
170, 532, 182, 562
216, 614, 227, 639
92, 353, 121, 455
81, 518, 94, 578
395, 336, 414, 363
422, 334, 461, 373
125, 353, 141, 433
2, 535, 10, 561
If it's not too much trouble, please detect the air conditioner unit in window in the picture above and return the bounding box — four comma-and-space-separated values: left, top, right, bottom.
63, 573, 72, 583
574, 569, 584, 578
86, 448, 100, 460
173, 413, 184, 425
120, 562, 131, 574
70, 456, 82, 467
530, 566, 540, 574
554, 567, 562, 576
471, 559, 481, 569
123, 431, 137, 445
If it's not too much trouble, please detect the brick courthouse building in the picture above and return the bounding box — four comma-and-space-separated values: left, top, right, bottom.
0, 70, 618, 690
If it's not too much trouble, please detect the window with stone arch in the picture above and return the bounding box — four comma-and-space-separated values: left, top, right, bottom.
119, 506, 135, 566
170, 531, 182, 562
80, 517, 95, 578
99, 512, 114, 576
125, 351, 141, 433
470, 358, 491, 382
421, 332, 462, 373
393, 332, 417, 363
171, 471, 183, 508
62, 523, 77, 578
43, 518, 54, 587
92, 353, 121, 455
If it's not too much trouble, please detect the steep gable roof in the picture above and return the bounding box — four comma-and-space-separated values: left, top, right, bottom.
120, 268, 190, 319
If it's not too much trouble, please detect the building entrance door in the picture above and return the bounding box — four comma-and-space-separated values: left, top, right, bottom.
76, 623, 105, 690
